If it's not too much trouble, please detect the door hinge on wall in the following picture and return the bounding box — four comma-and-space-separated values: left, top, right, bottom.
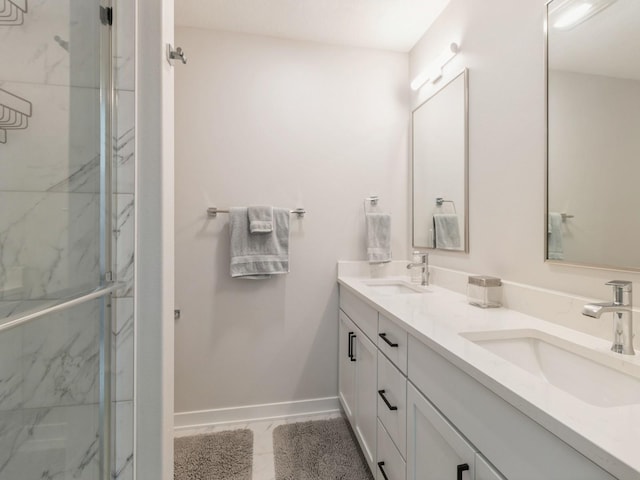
100, 6, 113, 26
105, 271, 113, 282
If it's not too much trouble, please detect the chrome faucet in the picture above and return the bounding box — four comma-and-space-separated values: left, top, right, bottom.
407, 253, 429, 286
582, 280, 634, 355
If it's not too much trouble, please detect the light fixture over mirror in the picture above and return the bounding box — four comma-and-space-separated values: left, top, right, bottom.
410, 42, 460, 91
546, 0, 640, 271
549, 0, 617, 30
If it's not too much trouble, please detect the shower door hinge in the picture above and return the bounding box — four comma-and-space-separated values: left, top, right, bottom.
100, 6, 113, 26
105, 271, 113, 282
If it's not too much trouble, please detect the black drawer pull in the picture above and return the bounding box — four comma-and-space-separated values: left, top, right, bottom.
349, 332, 356, 362
378, 389, 398, 411
457, 463, 470, 480
378, 332, 398, 347
377, 461, 390, 480
347, 332, 354, 359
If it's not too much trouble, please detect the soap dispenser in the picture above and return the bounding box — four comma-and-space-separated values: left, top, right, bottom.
410, 251, 423, 283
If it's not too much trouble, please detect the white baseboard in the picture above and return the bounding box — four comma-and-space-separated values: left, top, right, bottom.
174, 396, 341, 431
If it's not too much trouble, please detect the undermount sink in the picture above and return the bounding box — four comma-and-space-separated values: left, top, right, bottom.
363, 279, 427, 295
461, 329, 640, 408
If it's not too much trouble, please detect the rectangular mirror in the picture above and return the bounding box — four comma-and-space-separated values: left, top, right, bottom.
412, 69, 469, 251
546, 0, 640, 270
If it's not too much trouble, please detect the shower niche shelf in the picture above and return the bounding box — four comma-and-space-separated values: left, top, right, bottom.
0, 88, 32, 144
0, 0, 27, 26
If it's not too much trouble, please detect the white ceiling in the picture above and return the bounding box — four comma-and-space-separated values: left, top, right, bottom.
175, 0, 451, 52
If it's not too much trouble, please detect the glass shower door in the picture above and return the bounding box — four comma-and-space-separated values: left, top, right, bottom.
0, 0, 113, 478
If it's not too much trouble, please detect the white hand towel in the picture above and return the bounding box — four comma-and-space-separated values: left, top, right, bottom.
248, 205, 273, 234
366, 213, 392, 264
433, 214, 461, 250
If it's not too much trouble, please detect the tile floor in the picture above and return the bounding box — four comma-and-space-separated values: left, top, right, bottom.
174, 411, 344, 480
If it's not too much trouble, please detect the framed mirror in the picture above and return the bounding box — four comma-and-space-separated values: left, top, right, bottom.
412, 69, 469, 251
546, 0, 640, 270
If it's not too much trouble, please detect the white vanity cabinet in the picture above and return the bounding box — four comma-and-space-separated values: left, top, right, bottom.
353, 328, 378, 471
377, 420, 406, 480
338, 282, 621, 480
408, 335, 616, 480
338, 311, 357, 422
407, 382, 472, 480
407, 382, 480, 480
339, 292, 378, 473
340, 288, 504, 480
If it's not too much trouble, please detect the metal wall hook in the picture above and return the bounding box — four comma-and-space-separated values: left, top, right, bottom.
167, 44, 187, 65
363, 195, 380, 214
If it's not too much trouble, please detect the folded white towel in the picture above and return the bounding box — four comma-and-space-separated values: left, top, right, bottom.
366, 213, 391, 264
229, 207, 290, 279
433, 214, 461, 250
547, 212, 564, 260
248, 205, 273, 234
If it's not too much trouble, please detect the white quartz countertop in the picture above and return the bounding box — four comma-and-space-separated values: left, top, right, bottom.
338, 275, 640, 480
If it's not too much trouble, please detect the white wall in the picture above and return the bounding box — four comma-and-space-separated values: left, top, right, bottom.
548, 70, 640, 268
409, 0, 639, 301
136, 0, 175, 477
174, 28, 409, 414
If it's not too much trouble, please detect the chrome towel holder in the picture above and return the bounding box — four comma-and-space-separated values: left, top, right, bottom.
435, 197, 457, 214
364, 195, 381, 214
207, 207, 306, 218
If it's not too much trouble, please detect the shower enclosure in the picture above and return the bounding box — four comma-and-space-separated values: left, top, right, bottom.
0, 0, 120, 478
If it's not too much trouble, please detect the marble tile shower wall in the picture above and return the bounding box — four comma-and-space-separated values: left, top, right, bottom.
0, 0, 135, 478
0, 299, 104, 478
0, 0, 103, 312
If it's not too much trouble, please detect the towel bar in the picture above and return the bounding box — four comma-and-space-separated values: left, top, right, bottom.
207, 207, 306, 218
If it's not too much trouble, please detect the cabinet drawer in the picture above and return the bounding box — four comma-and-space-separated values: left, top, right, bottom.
377, 352, 407, 457
377, 420, 406, 480
406, 382, 476, 480
378, 314, 408, 374
340, 289, 378, 342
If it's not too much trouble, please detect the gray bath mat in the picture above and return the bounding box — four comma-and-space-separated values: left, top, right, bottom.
174, 429, 253, 480
273, 417, 374, 480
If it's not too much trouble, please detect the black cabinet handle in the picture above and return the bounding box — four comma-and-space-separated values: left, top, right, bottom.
457, 463, 469, 480
347, 332, 354, 359
349, 332, 356, 362
378, 332, 399, 347
377, 461, 390, 480
378, 389, 398, 411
